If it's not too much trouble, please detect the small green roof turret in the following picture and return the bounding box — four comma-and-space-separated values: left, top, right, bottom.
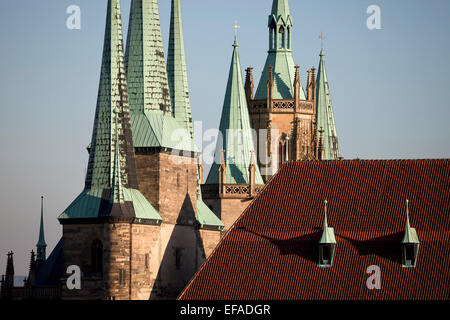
316, 48, 342, 160
58, 0, 161, 224
401, 199, 420, 267
206, 36, 264, 185
401, 200, 420, 245
36, 196, 47, 261
319, 200, 337, 244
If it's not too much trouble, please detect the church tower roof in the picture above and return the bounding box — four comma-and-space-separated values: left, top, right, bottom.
271, 0, 291, 21
316, 48, 341, 160
167, 0, 193, 140
125, 0, 171, 115
125, 0, 194, 152
206, 37, 264, 185
58, 0, 161, 224
254, 0, 305, 101
36, 196, 47, 261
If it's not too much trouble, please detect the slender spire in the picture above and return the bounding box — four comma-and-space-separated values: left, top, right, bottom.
125, 0, 195, 153
255, 0, 306, 101
59, 0, 161, 223
85, 0, 138, 191
165, 0, 222, 230
323, 199, 328, 229
206, 37, 264, 185
36, 196, 47, 261
5, 252, 14, 288
125, 0, 171, 115
316, 48, 341, 160
26, 251, 36, 287
167, 0, 193, 138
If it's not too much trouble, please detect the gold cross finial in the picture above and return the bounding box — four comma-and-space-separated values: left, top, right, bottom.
319, 32, 326, 49
233, 21, 240, 37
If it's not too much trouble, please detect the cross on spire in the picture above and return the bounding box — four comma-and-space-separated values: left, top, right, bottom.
319, 32, 326, 49
233, 20, 240, 38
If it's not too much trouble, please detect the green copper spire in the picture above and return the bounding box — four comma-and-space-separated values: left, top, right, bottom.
255, 0, 305, 100
206, 38, 264, 185
59, 0, 161, 223
36, 196, 47, 261
316, 48, 341, 160
271, 0, 291, 20
167, 0, 193, 139
125, 0, 195, 152
125, 0, 171, 115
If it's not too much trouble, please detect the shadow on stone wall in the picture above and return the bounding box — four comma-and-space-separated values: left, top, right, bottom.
149, 193, 206, 300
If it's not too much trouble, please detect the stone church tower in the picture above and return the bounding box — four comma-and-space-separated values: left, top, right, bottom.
58, 0, 223, 300
245, 0, 342, 182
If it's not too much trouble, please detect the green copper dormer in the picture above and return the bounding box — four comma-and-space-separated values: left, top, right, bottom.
318, 200, 337, 267
167, 0, 193, 140
401, 200, 420, 268
206, 37, 264, 185
58, 0, 161, 225
255, 0, 305, 100
36, 196, 47, 262
316, 48, 341, 160
125, 0, 195, 153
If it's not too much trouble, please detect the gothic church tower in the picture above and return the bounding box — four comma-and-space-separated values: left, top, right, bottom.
246, 0, 342, 182
58, 0, 222, 300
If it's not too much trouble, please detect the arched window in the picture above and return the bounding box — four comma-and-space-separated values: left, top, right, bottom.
279, 26, 285, 49
269, 20, 277, 50
91, 239, 103, 276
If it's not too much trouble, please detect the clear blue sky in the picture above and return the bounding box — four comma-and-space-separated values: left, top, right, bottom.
1, 0, 449, 275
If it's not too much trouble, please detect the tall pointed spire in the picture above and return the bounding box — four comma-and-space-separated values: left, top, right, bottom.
36, 196, 47, 262
167, 0, 193, 138
254, 0, 305, 101
206, 37, 264, 185
5, 252, 14, 288
59, 0, 161, 224
125, 0, 171, 115
316, 48, 341, 160
125, 0, 195, 152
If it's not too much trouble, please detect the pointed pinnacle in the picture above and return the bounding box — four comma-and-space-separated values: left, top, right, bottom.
324, 199, 328, 229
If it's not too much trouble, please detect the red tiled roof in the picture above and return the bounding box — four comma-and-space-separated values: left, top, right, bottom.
179, 160, 450, 300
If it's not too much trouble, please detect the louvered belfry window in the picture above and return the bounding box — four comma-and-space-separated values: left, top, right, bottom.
91, 239, 103, 276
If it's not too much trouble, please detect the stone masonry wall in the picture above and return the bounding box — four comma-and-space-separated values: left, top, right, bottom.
135, 152, 198, 225
203, 198, 253, 231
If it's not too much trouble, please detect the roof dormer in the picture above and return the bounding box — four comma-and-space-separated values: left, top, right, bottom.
319, 200, 337, 267
401, 199, 420, 268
